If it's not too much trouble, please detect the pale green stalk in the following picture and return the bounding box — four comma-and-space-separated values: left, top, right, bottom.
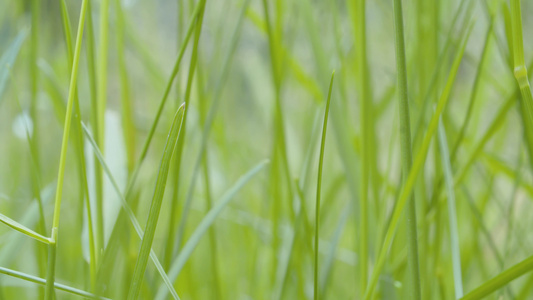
94, 0, 110, 258
45, 0, 88, 298
392, 0, 420, 298
353, 0, 371, 292
460, 254, 533, 300
58, 0, 97, 288
437, 119, 463, 298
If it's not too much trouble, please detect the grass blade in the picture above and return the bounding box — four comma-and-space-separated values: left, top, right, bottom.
314, 71, 334, 300
0, 213, 50, 244
127, 105, 187, 300
58, 0, 98, 287
460, 254, 533, 300
45, 0, 89, 298
437, 119, 463, 298
155, 159, 269, 300
0, 266, 109, 300
510, 0, 533, 168
391, 0, 420, 298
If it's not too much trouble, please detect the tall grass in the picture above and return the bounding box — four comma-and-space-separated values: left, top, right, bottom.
1, 0, 533, 299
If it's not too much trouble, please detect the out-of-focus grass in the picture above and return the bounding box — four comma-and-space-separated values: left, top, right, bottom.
1, 0, 533, 299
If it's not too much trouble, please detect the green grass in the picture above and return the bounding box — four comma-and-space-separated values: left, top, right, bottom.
2, 0, 533, 299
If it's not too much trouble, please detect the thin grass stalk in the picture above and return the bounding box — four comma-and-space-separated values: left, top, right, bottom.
28, 1, 47, 289
45, 0, 89, 298
0, 266, 109, 300
314, 72, 334, 300
353, 0, 371, 293
58, 0, 98, 289
460, 254, 533, 300
391, 0, 421, 298
93, 0, 110, 258
85, 0, 105, 268
437, 120, 463, 298
29, 0, 40, 177
510, 0, 533, 167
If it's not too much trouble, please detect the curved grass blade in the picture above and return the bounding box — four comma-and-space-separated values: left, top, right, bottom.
0, 213, 51, 244
0, 266, 109, 300
0, 184, 54, 264
45, 0, 89, 298
314, 71, 334, 300
460, 254, 533, 300
126, 105, 186, 300
154, 159, 269, 300
437, 119, 463, 298
364, 22, 474, 300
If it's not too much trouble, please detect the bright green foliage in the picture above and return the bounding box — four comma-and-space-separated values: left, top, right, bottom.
1, 0, 533, 299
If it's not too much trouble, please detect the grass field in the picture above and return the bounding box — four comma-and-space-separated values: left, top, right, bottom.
1, 0, 533, 299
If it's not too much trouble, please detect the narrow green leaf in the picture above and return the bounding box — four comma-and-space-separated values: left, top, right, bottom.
46, 0, 89, 298
437, 119, 463, 298
391, 0, 420, 298
0, 213, 50, 244
460, 254, 533, 300
0, 266, 109, 300
127, 105, 187, 300
314, 71, 334, 300
510, 0, 533, 168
